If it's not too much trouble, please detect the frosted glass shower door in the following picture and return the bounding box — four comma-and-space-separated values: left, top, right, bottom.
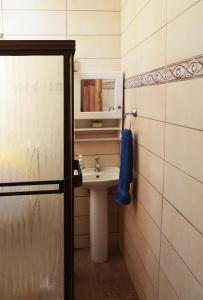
0, 55, 67, 300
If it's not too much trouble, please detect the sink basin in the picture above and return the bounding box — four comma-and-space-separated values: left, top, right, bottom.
82, 167, 119, 189
82, 167, 120, 263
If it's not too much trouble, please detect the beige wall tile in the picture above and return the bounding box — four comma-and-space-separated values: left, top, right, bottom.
121, 0, 136, 32
123, 207, 159, 289
67, 11, 120, 35
164, 162, 203, 234
74, 216, 90, 235
162, 200, 203, 285
123, 28, 166, 77
137, 29, 164, 74
122, 0, 166, 54
137, 146, 164, 193
121, 0, 127, 7
74, 233, 118, 249
121, 0, 149, 32
3, 10, 66, 35
2, 0, 66, 9
3, 34, 66, 40
137, 174, 162, 227
160, 235, 203, 300
0, 10, 3, 33
76, 58, 121, 71
121, 21, 135, 55
125, 203, 161, 260
74, 186, 89, 197
122, 252, 147, 300
75, 141, 120, 156
166, 78, 203, 130
121, 228, 158, 300
74, 235, 90, 248
74, 196, 89, 216
108, 232, 118, 249
167, 0, 201, 21
69, 35, 120, 59
167, 1, 203, 63
109, 213, 119, 233
125, 85, 166, 121
165, 124, 203, 182
68, 0, 120, 11
108, 194, 119, 214
132, 117, 165, 158
159, 269, 179, 300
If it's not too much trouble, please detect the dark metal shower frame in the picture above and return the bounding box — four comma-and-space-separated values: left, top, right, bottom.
0, 40, 79, 300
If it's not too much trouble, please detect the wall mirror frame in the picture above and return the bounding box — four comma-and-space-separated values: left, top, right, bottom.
74, 71, 123, 119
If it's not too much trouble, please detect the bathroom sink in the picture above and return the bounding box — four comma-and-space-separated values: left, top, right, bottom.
82, 167, 119, 189
82, 167, 120, 263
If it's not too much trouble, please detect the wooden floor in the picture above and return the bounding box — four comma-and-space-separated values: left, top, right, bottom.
74, 248, 139, 300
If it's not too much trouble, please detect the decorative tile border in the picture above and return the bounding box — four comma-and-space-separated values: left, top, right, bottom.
125, 55, 203, 89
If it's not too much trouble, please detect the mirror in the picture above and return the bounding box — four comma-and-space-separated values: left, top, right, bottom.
81, 79, 115, 112
74, 72, 123, 119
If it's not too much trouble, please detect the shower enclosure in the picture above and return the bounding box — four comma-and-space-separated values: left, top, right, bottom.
0, 41, 79, 300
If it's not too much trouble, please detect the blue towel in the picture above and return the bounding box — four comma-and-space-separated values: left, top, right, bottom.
116, 128, 133, 205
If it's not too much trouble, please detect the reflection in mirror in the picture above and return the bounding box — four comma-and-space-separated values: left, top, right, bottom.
81, 79, 115, 112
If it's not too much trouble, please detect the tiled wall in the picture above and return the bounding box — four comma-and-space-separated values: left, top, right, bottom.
120, 0, 203, 299
0, 0, 121, 249
0, 0, 121, 71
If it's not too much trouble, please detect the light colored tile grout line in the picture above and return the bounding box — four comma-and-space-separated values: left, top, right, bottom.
1, 8, 120, 12
65, 0, 67, 39
136, 168, 203, 237
136, 170, 163, 197
67, 9, 121, 12
161, 232, 203, 289
4, 33, 121, 37
136, 142, 203, 186
136, 142, 164, 161
121, 0, 129, 10
122, 249, 149, 300
165, 160, 203, 186
135, 114, 203, 133
166, 0, 202, 24
125, 203, 160, 265
165, 121, 203, 133
121, 0, 202, 58
137, 198, 161, 230
163, 196, 203, 237
121, 0, 151, 35
66, 33, 121, 37
123, 223, 159, 293
159, 265, 181, 300
75, 57, 121, 60
135, 172, 203, 288
157, 23, 168, 294
74, 212, 119, 217
0, 0, 4, 39
122, 23, 166, 59
75, 232, 118, 237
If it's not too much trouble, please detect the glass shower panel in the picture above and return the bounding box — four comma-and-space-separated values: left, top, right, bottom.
0, 56, 64, 299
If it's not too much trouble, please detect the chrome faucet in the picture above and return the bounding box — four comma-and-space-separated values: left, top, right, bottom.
95, 157, 101, 172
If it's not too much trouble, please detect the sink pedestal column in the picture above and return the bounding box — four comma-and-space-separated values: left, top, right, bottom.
90, 188, 108, 263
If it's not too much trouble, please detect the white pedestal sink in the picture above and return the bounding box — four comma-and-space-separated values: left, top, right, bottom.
82, 167, 119, 263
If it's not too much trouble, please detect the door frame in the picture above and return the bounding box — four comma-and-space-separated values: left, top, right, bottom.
0, 40, 75, 300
